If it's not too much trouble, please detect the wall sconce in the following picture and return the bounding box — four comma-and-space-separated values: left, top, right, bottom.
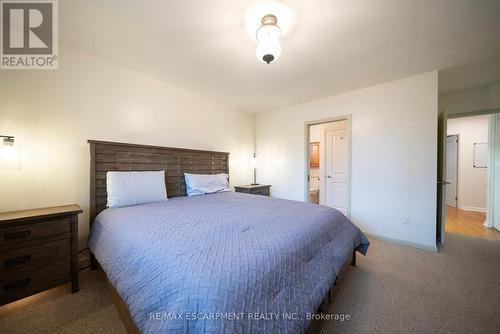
251, 153, 259, 185
0, 135, 21, 170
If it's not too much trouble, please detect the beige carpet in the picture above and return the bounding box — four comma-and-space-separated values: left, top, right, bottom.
322, 233, 500, 334
0, 270, 126, 334
1, 233, 499, 334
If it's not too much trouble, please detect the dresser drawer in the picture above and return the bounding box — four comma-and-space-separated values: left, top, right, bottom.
253, 188, 270, 196
0, 238, 71, 275
0, 205, 81, 304
234, 188, 251, 194
0, 219, 71, 250
234, 185, 271, 197
0, 259, 70, 305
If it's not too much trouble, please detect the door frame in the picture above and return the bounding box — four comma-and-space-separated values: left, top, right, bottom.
445, 134, 459, 208
304, 115, 352, 218
486, 113, 497, 228
438, 110, 499, 243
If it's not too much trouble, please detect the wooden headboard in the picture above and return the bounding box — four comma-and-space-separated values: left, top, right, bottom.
88, 140, 229, 225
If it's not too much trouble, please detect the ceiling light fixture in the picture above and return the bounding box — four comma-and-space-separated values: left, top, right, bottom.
256, 14, 281, 64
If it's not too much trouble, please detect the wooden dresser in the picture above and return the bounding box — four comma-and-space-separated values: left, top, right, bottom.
0, 205, 82, 305
234, 184, 271, 196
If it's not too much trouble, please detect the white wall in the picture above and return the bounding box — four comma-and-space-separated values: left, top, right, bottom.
447, 116, 489, 211
439, 83, 500, 116
257, 72, 438, 250
0, 46, 255, 247
309, 126, 322, 142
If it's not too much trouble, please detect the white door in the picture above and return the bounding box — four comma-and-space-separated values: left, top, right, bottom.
325, 128, 349, 215
445, 135, 458, 207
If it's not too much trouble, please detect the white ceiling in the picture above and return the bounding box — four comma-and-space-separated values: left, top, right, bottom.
439, 58, 500, 94
60, 0, 500, 113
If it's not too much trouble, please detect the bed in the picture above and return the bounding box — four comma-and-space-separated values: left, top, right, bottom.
87, 140, 369, 334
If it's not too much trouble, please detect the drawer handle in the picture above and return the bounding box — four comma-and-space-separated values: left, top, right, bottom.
4, 230, 31, 240
4, 255, 31, 267
4, 278, 31, 290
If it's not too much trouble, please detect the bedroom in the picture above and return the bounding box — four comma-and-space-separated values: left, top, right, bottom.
1, 1, 500, 333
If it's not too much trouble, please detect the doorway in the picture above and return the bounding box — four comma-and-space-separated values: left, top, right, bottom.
306, 117, 351, 217
437, 113, 500, 243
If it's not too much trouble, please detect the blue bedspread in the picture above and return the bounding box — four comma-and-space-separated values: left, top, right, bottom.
89, 191, 369, 333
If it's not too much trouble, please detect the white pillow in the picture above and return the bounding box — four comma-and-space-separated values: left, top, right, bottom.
106, 171, 168, 208
184, 173, 230, 196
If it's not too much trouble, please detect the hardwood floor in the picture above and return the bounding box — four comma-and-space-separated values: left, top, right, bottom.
446, 206, 500, 240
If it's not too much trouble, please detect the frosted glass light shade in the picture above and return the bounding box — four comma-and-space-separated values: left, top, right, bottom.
256, 24, 281, 64
251, 155, 258, 168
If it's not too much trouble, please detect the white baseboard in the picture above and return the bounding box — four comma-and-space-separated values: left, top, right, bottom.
364, 232, 437, 252
445, 200, 457, 207
483, 220, 493, 228
460, 206, 486, 213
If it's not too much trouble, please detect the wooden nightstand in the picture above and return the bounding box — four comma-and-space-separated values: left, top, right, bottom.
0, 205, 82, 305
234, 185, 271, 196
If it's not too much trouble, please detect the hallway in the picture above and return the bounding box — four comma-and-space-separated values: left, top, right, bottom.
446, 206, 500, 240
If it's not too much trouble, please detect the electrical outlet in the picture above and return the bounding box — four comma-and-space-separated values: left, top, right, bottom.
402, 216, 410, 225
